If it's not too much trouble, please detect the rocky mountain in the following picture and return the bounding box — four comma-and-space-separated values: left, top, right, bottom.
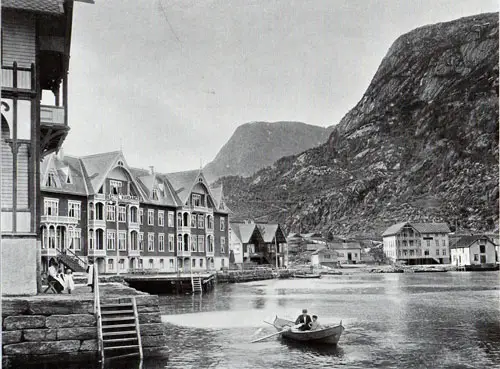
218, 13, 499, 239
203, 121, 334, 182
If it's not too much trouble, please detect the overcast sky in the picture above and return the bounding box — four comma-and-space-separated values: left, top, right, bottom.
64, 0, 498, 172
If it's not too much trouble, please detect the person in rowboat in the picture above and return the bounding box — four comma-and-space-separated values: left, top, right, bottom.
295, 308, 312, 331
310, 315, 322, 330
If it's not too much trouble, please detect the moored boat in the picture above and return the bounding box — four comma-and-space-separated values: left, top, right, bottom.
294, 273, 322, 279
273, 316, 344, 344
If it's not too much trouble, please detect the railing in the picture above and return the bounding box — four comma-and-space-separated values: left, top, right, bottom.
1, 62, 35, 90
88, 249, 107, 257
128, 249, 141, 257
177, 249, 191, 257
93, 265, 104, 362
131, 297, 143, 359
41, 215, 79, 224
58, 247, 88, 271
40, 105, 65, 125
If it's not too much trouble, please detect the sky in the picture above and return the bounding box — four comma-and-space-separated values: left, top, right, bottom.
63, 0, 499, 173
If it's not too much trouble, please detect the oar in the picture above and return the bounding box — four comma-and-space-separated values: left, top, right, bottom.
250, 329, 288, 343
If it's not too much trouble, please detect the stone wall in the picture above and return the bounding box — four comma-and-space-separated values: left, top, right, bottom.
2, 294, 169, 367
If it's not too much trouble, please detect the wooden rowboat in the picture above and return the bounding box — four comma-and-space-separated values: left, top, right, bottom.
294, 273, 322, 279
273, 316, 344, 344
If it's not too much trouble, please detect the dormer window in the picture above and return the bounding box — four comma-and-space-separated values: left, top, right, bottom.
117, 160, 124, 167
152, 189, 159, 200
192, 194, 202, 207
46, 172, 58, 187
110, 180, 122, 195
198, 177, 203, 183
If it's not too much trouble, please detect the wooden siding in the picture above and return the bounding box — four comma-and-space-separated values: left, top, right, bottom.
16, 144, 29, 209
1, 141, 13, 208
1, 12, 36, 68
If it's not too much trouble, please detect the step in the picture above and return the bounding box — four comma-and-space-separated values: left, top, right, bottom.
105, 352, 140, 360
103, 337, 138, 344
103, 344, 140, 351
101, 312, 135, 322
101, 309, 134, 315
102, 330, 137, 337
102, 323, 136, 330
101, 303, 133, 309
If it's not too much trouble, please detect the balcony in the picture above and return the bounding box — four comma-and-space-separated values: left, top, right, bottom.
40, 105, 69, 158
88, 219, 106, 229
128, 249, 141, 257
178, 226, 191, 234
41, 215, 78, 225
88, 249, 106, 257
128, 221, 140, 230
106, 193, 140, 205
41, 248, 58, 257
177, 250, 191, 257
206, 250, 215, 257
91, 194, 106, 201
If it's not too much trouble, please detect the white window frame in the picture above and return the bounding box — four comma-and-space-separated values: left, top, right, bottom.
44, 198, 59, 216
198, 214, 205, 229
107, 205, 116, 221
118, 231, 127, 251
119, 259, 125, 270
177, 235, 182, 251
190, 213, 196, 228
191, 235, 197, 251
107, 259, 114, 271
148, 233, 155, 251
168, 212, 174, 227
160, 258, 165, 269
110, 180, 122, 194
198, 235, 205, 252
168, 234, 175, 252
169, 258, 174, 269
158, 210, 164, 226
118, 205, 126, 223
139, 232, 144, 251
139, 208, 144, 225
148, 209, 154, 226
159, 233, 165, 252
220, 217, 225, 231
68, 201, 81, 220
221, 236, 226, 253
69, 228, 82, 251
107, 231, 116, 250
192, 193, 201, 207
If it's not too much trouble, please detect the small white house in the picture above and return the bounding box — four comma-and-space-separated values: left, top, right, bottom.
450, 235, 497, 267
330, 241, 362, 264
310, 248, 339, 267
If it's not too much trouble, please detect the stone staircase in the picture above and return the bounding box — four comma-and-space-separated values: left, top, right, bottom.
100, 297, 142, 360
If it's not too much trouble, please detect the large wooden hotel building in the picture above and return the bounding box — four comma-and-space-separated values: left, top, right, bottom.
39, 150, 230, 275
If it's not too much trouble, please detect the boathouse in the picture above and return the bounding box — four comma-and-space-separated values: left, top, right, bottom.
450, 235, 497, 268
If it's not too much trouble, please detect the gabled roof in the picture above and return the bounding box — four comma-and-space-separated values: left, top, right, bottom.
131, 169, 180, 207
258, 224, 287, 243
287, 233, 303, 239
2, 0, 64, 14
231, 223, 258, 244
329, 242, 362, 250
449, 235, 494, 249
40, 153, 88, 195
164, 169, 200, 205
80, 151, 122, 194
301, 232, 323, 239
382, 222, 450, 237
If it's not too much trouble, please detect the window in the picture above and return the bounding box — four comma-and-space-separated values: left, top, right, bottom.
442, 249, 446, 256
139, 232, 144, 251
199, 258, 203, 267
168, 212, 174, 227
480, 245, 486, 253
158, 211, 164, 226
149, 259, 154, 269
148, 233, 155, 251
221, 237, 226, 253
207, 216, 213, 229
435, 239, 439, 247
198, 214, 205, 229
160, 259, 164, 269
118, 232, 126, 250
424, 250, 429, 256
191, 235, 197, 251
130, 207, 138, 223
98, 185, 104, 194
436, 249, 440, 256
68, 201, 81, 219
409, 250, 414, 256
107, 259, 114, 271
220, 217, 225, 231
138, 259, 143, 269
107, 205, 116, 221
130, 231, 138, 251
110, 180, 122, 195
89, 230, 94, 250
192, 258, 196, 268
107, 231, 116, 250
177, 235, 182, 251
46, 172, 58, 187
96, 203, 104, 220
169, 259, 174, 269
168, 234, 174, 252
117, 160, 124, 167
177, 213, 182, 227
198, 235, 205, 252
208, 236, 214, 253
191, 214, 196, 228
474, 254, 479, 261
119, 259, 125, 270
69, 229, 81, 250
159, 233, 165, 252
192, 194, 201, 207
89, 202, 95, 220
139, 208, 144, 224
426, 240, 431, 247
148, 209, 154, 225
152, 189, 159, 200
118, 206, 126, 222
44, 199, 59, 216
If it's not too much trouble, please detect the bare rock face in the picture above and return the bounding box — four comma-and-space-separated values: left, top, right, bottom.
204, 121, 334, 182
219, 13, 499, 237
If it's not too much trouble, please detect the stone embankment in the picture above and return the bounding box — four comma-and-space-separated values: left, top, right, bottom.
216, 269, 294, 283
2, 283, 169, 368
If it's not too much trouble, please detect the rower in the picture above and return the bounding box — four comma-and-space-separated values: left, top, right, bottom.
295, 308, 312, 331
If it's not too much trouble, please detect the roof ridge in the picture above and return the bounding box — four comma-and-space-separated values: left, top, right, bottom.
80, 150, 122, 159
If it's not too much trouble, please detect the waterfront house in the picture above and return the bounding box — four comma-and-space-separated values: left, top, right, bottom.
382, 222, 451, 265
258, 223, 288, 267
1, 0, 92, 295
40, 150, 230, 274
450, 235, 497, 267
230, 222, 262, 268
310, 247, 339, 267
329, 241, 362, 264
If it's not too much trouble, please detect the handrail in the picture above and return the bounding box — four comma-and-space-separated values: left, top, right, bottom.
94, 266, 104, 362
58, 247, 88, 270
132, 297, 143, 360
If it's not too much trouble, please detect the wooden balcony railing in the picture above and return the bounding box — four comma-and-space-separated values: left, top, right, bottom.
41, 105, 65, 125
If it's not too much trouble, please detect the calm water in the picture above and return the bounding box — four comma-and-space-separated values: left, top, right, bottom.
16, 271, 500, 369
158, 272, 500, 369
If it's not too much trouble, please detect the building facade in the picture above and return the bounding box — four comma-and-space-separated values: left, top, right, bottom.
40, 151, 230, 274
1, 0, 91, 295
330, 241, 362, 264
382, 222, 451, 265
450, 235, 497, 267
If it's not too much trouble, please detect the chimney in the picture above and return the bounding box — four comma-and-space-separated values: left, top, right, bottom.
149, 166, 154, 175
